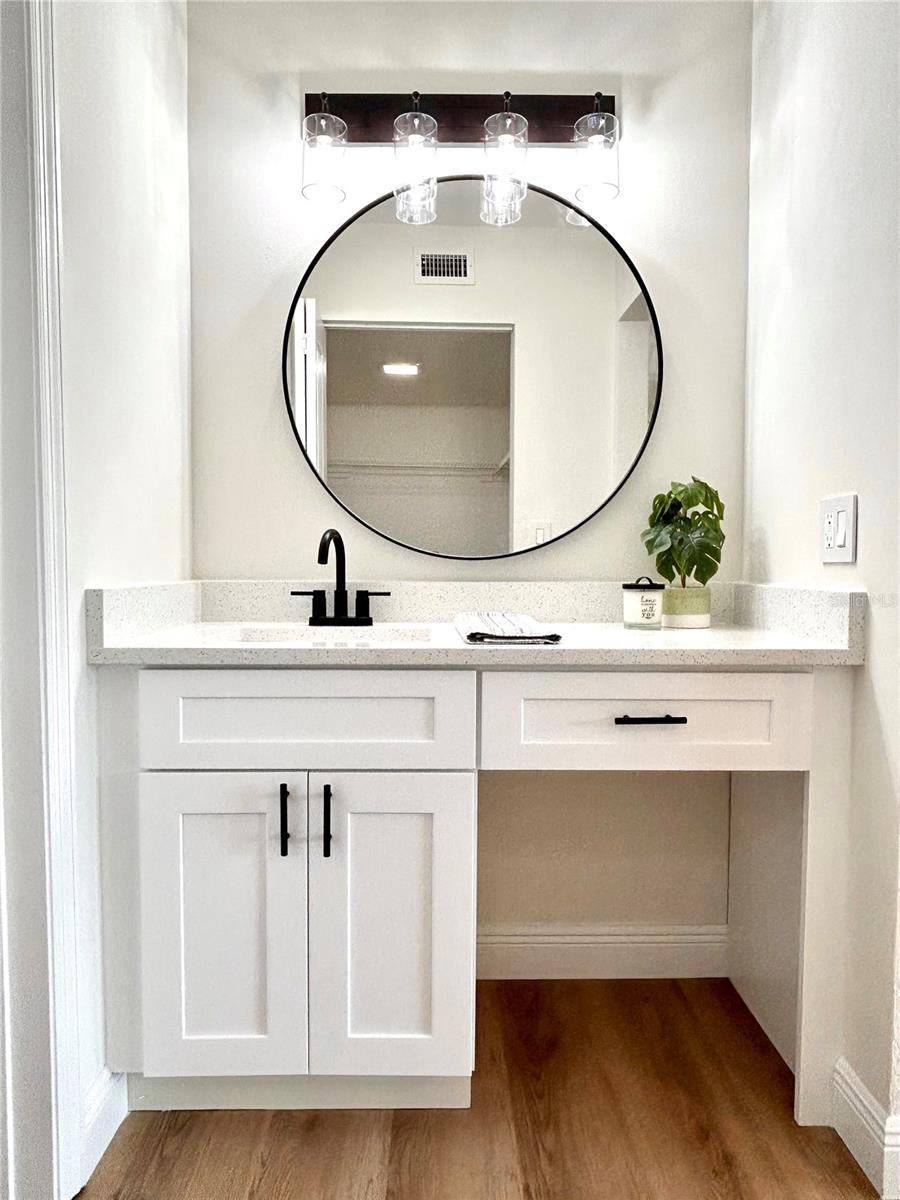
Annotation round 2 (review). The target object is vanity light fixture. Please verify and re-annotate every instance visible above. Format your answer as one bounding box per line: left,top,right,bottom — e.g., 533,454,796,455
573,93,620,204
481,95,528,226
382,362,419,376
305,91,615,145
393,94,439,225
299,91,618,218
301,93,348,204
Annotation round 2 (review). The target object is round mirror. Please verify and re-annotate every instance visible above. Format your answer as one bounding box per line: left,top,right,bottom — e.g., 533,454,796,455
282,176,662,559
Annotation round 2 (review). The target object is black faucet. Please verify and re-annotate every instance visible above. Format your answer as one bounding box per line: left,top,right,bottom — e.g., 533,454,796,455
318,527,348,619
291,528,391,627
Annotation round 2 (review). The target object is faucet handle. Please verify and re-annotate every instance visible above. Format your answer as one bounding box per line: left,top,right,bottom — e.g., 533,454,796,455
353,589,391,624
291,589,327,624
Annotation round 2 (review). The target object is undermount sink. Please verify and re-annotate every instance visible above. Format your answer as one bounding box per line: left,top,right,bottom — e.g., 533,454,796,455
231,623,434,645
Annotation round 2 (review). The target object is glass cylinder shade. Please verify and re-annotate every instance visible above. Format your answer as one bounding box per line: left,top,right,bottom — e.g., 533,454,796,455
395,183,437,225
574,111,620,204
393,111,438,224
301,112,348,204
479,187,523,226
482,111,528,226
487,111,528,200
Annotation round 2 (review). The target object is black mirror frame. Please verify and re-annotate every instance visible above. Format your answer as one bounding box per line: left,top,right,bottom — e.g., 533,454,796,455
281,174,663,561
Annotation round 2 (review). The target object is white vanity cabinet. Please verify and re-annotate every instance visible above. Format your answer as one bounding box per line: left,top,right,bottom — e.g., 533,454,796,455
92,583,864,1123
105,658,848,1124
135,670,477,1081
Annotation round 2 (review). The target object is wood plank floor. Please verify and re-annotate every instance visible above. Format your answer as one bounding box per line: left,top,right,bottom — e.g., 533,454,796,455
80,980,876,1200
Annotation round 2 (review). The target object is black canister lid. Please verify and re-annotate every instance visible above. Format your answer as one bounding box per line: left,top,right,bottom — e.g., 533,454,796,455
622,576,665,590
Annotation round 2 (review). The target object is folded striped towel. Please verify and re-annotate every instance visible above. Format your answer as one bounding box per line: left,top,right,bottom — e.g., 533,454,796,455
454,611,562,645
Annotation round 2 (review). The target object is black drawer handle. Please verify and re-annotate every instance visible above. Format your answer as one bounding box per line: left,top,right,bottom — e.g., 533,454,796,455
323,783,332,858
615,714,688,726
279,783,290,856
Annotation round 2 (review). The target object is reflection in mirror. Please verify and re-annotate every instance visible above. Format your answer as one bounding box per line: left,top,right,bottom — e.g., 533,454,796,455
326,325,512,555
286,178,660,558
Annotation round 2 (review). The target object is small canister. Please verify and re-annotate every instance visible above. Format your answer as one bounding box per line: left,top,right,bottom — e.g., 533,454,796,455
622,577,664,629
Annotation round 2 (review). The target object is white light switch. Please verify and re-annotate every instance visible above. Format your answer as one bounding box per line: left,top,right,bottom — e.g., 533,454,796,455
528,520,553,546
836,509,847,548
820,494,857,563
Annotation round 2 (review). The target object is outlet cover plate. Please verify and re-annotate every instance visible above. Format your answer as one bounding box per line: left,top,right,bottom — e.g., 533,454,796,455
820,493,857,563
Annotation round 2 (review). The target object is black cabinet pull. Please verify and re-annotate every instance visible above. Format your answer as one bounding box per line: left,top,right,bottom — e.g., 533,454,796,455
615,714,688,726
323,783,333,858
279,783,291,856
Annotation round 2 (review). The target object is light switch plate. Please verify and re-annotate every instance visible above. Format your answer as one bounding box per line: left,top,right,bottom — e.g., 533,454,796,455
820,494,857,563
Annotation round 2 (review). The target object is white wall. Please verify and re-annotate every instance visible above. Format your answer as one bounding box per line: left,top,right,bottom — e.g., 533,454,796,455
52,0,192,1184
188,0,751,581
478,772,729,927
744,0,899,1110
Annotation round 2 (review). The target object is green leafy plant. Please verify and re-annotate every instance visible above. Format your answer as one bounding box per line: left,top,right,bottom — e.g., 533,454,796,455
641,477,725,587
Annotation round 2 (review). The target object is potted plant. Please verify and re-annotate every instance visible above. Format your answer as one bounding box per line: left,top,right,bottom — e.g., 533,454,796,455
640,477,725,628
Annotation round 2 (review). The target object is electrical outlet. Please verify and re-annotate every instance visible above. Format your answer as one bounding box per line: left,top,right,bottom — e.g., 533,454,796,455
820,494,857,563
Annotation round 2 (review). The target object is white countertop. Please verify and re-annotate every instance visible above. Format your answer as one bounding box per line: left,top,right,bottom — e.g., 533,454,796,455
86,580,866,668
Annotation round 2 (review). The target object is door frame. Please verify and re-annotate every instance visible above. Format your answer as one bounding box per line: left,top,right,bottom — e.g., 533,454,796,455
1,4,92,1196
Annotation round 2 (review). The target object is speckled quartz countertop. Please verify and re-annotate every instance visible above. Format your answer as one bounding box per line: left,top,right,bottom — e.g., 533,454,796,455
85,581,866,669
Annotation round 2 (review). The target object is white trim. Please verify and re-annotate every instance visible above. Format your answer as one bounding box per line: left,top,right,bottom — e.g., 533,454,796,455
80,1069,127,1186
833,1056,900,1198
476,923,729,980
127,1074,470,1112
24,5,92,1196
0,735,12,1200
324,320,513,333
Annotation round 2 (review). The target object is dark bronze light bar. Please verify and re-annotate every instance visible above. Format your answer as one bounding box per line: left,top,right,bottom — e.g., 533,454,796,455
303,92,616,145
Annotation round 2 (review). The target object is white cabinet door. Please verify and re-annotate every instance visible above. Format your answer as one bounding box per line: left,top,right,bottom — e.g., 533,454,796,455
308,772,476,1076
140,773,308,1076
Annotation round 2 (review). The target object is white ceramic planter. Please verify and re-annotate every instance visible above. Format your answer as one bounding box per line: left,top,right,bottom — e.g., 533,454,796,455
662,585,711,628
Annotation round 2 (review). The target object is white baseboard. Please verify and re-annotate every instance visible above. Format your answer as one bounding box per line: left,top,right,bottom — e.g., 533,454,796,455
128,1074,470,1112
833,1057,900,1197
80,1069,127,1190
476,923,728,980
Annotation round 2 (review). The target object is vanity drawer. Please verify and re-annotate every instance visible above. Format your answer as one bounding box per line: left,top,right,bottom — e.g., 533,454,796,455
139,670,476,770
480,672,813,771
